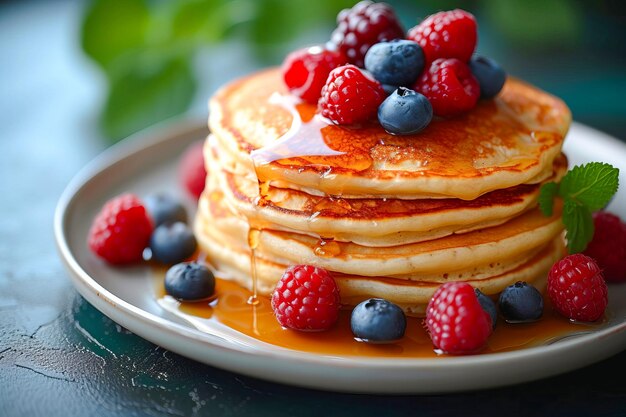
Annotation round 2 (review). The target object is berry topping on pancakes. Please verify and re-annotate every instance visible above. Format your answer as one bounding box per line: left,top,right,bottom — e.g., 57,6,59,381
407,9,477,64
330,1,404,67
282,46,346,103
318,64,386,124
282,4,506,128
415,58,480,117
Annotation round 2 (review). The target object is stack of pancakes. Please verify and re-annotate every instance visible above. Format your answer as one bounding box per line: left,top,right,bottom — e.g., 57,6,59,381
195,68,572,316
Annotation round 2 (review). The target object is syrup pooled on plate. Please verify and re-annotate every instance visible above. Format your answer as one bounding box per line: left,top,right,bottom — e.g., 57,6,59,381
154,263,598,358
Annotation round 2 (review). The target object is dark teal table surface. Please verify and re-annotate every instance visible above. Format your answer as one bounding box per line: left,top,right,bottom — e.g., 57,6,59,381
2,1,626,416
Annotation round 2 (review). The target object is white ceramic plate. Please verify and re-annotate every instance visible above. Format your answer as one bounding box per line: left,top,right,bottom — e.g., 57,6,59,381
54,118,626,394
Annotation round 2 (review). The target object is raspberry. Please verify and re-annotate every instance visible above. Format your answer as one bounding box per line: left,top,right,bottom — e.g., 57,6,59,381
425,282,492,354
282,45,346,103
583,211,626,283
87,193,154,265
407,9,477,64
330,1,405,67
271,265,341,331
547,254,608,322
415,58,480,117
179,140,206,200
318,64,386,125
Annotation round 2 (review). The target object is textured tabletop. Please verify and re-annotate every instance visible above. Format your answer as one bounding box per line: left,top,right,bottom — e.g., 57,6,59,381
2,1,626,416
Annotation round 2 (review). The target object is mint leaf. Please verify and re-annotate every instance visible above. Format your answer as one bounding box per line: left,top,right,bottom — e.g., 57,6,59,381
538,181,559,216
559,162,620,211
562,199,594,254
539,161,619,253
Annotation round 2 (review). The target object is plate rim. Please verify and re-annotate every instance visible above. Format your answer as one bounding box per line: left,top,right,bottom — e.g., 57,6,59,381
53,118,626,393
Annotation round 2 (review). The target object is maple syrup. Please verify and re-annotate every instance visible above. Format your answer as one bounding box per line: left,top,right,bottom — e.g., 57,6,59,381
154,269,598,357
246,228,261,305
314,238,342,258
249,93,380,200
246,93,344,308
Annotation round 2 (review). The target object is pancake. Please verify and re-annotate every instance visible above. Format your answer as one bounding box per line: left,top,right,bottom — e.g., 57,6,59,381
206,134,568,246
196,186,564,279
196,67,571,317
195,205,565,316
209,68,571,200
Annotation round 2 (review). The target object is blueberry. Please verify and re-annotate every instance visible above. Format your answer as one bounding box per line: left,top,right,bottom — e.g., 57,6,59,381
350,298,406,343
475,288,497,329
144,193,188,227
165,262,215,301
364,40,424,87
378,87,433,135
469,55,506,99
149,221,197,264
498,281,544,323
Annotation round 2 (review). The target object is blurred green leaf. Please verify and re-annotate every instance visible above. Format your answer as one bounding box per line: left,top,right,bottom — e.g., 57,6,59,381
398,0,470,16
102,56,196,141
81,0,150,70
243,0,353,62
171,0,231,44
247,0,320,48
80,0,366,139
483,0,581,48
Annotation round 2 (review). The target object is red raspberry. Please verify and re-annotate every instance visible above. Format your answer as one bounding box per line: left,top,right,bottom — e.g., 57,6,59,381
547,254,608,322
425,282,492,354
87,193,154,265
407,9,477,64
271,265,341,331
330,1,405,67
415,58,480,117
179,140,206,200
282,45,346,103
318,64,385,125
583,211,626,283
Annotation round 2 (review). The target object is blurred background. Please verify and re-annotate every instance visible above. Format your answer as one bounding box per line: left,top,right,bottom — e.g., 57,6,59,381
1,0,625,145
1,2,626,414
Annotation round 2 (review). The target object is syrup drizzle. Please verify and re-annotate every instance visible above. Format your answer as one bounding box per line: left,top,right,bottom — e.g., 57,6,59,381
246,228,261,306
314,238,342,258
246,93,350,305
249,92,376,200
250,93,344,166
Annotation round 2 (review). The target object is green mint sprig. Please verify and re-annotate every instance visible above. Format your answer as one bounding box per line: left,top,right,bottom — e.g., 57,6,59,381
539,162,619,254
